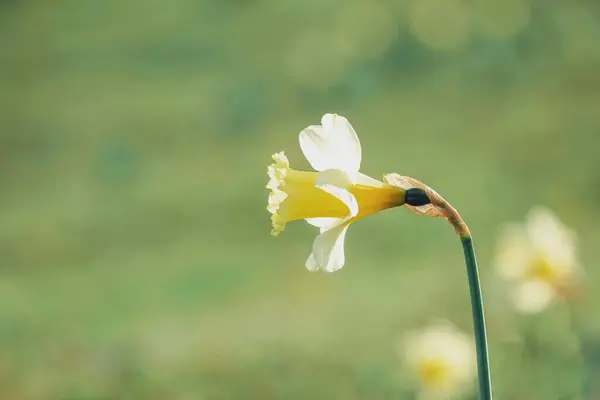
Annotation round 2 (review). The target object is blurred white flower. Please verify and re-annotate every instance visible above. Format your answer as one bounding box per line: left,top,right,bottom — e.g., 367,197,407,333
401,322,476,399
494,206,580,314
267,114,406,273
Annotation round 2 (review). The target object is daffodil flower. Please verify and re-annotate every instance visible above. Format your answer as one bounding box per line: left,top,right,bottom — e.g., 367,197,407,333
266,113,406,272
494,207,581,314
402,322,476,399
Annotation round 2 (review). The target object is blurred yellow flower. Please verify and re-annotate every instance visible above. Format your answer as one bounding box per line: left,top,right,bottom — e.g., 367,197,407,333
266,113,406,272
401,323,476,399
494,207,580,314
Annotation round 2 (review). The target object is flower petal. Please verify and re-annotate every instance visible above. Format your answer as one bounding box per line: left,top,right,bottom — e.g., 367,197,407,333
305,252,319,272
494,223,533,281
305,222,351,272
305,217,344,231
527,206,577,268
513,280,554,314
299,113,362,173
354,172,386,188
315,169,358,217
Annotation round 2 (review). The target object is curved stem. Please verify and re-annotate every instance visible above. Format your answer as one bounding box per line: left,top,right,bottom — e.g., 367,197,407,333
460,235,492,400
382,174,493,397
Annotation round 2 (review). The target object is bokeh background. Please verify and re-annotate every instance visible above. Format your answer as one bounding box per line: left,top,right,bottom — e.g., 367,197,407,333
1,0,600,398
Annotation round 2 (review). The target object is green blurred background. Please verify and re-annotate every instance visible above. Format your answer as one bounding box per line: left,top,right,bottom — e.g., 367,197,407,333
1,0,600,398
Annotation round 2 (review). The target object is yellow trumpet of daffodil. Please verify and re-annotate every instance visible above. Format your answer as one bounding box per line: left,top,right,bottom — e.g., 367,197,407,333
266,113,406,272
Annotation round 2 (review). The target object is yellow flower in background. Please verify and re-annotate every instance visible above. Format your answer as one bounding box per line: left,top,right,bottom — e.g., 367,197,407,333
401,323,475,399
267,113,406,272
494,206,580,314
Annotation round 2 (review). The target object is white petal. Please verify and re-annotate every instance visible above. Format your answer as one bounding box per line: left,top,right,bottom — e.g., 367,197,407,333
305,217,345,232
527,206,562,241
354,172,386,187
527,206,576,268
513,280,554,314
494,224,533,281
305,252,319,272
316,169,358,217
305,223,351,272
299,113,362,173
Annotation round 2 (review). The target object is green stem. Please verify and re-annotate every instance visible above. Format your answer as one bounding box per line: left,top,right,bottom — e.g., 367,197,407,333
460,235,492,400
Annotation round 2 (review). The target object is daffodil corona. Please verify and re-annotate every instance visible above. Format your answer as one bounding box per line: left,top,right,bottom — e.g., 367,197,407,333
267,113,406,272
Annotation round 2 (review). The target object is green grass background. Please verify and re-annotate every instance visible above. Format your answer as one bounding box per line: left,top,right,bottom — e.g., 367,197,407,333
1,0,600,398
